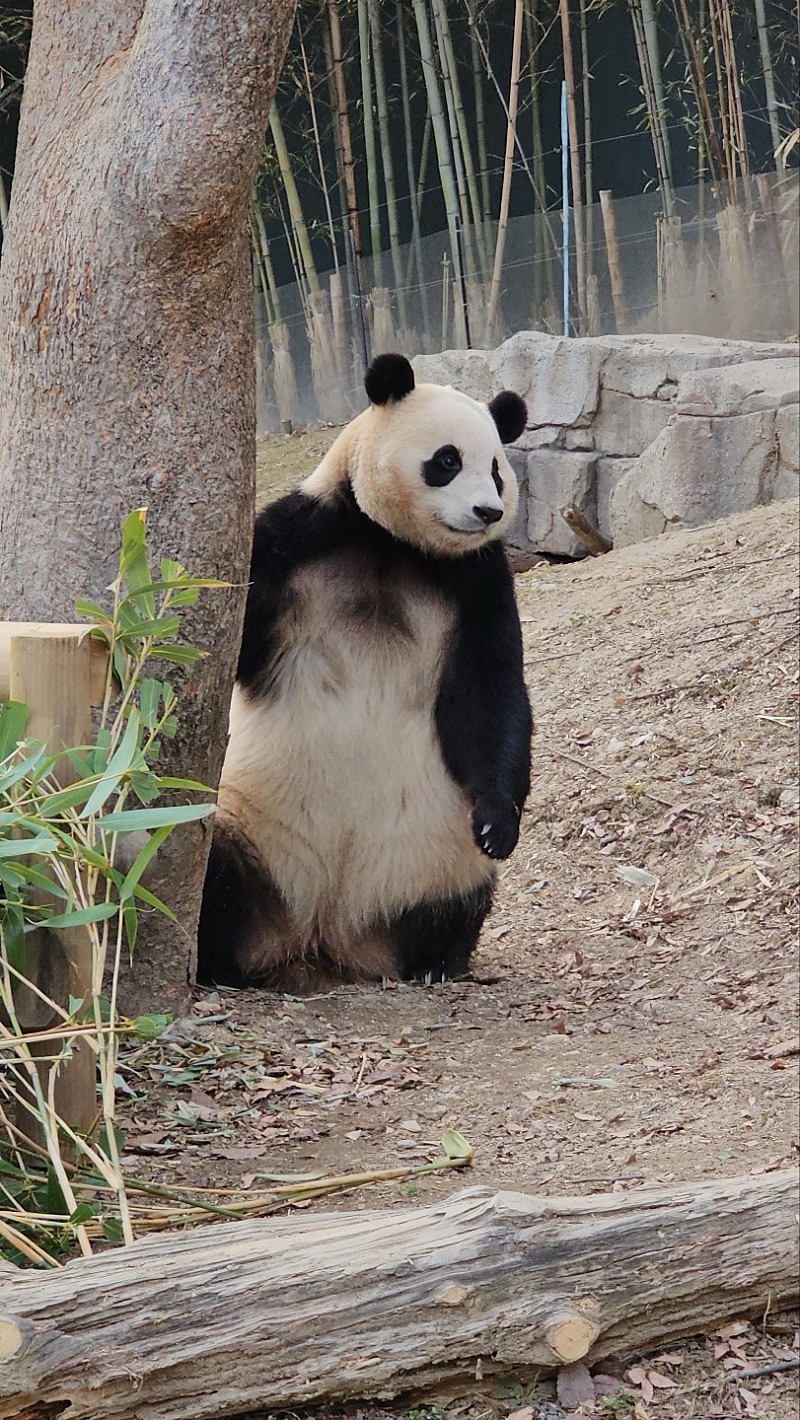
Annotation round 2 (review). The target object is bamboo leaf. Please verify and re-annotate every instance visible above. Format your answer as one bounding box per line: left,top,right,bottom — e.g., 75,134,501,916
0,834,60,858
119,824,172,902
118,509,155,619
99,804,213,831
43,902,119,930
147,645,206,666
0,701,28,759
80,710,143,819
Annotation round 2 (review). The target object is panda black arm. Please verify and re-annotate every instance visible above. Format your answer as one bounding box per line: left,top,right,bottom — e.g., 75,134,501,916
237,488,359,688
435,546,532,860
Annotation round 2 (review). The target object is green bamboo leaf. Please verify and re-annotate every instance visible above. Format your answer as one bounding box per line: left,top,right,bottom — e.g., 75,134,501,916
69,1202,97,1227
122,900,138,953
147,645,205,666
440,1129,473,1161
99,803,213,831
44,901,119,930
119,510,155,618
153,776,214,793
38,779,99,818
119,824,172,901
0,701,28,759
120,613,181,641
0,747,48,794
0,908,25,974
73,597,110,625
80,709,142,818
138,679,162,730
131,882,177,920
131,1012,170,1041
0,834,60,858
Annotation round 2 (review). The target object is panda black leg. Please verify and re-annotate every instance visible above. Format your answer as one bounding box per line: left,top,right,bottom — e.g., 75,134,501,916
390,882,495,983
197,826,293,989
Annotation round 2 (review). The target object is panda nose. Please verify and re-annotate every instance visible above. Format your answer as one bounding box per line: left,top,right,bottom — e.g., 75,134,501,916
473,504,504,525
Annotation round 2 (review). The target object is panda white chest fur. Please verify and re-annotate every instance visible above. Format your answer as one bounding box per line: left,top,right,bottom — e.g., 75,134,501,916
218,546,491,941
198,352,532,991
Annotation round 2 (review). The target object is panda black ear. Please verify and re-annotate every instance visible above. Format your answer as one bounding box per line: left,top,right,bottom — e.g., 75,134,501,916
364,353,416,406
488,390,527,444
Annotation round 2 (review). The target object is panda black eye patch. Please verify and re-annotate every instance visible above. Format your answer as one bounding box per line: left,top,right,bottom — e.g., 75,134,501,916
491,457,504,494
422,445,463,487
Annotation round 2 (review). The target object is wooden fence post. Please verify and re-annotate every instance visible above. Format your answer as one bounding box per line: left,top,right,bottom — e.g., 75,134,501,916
1,626,108,1143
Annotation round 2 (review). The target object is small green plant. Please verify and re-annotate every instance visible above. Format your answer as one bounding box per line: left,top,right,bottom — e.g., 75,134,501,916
0,509,223,1263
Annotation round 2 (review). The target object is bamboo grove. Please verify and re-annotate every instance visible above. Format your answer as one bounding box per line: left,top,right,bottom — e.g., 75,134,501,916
246,0,797,424
0,0,797,424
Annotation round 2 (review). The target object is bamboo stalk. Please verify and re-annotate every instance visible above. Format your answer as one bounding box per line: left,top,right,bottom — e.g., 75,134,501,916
369,0,406,324
250,200,282,323
298,26,340,278
558,0,588,328
752,0,783,172
432,0,488,278
397,0,432,335
487,0,525,335
268,104,320,298
468,2,492,248
578,0,594,283
326,0,362,258
639,0,675,188
412,0,463,289
628,0,676,214
357,0,383,284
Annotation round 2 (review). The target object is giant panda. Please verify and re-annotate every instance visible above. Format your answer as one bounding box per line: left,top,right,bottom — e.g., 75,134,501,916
197,353,532,992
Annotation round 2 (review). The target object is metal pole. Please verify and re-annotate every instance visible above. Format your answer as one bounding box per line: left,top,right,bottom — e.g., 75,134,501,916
561,79,570,336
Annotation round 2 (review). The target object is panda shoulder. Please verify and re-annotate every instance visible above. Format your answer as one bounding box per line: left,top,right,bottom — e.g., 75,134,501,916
250,487,358,576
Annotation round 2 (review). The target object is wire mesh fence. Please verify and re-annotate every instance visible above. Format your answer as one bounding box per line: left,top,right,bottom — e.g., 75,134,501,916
254,174,799,434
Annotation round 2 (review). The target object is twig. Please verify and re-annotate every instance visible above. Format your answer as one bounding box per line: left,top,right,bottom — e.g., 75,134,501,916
728,1357,799,1381
547,746,677,809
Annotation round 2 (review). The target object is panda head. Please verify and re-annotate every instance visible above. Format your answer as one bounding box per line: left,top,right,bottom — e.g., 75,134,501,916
348,354,527,557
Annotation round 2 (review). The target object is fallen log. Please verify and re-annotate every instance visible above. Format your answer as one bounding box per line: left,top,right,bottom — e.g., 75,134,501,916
0,1170,796,1420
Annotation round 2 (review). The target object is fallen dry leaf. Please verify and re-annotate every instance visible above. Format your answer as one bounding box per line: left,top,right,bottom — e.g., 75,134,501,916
557,1361,595,1409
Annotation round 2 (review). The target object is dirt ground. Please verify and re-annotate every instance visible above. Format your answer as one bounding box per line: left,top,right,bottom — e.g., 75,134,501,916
118,432,799,1420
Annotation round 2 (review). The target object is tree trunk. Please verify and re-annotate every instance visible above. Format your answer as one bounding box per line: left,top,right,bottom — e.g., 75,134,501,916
0,1171,795,1420
0,0,297,1013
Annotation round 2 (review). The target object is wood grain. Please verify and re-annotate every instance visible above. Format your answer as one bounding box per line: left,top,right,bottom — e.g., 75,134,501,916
0,1170,796,1419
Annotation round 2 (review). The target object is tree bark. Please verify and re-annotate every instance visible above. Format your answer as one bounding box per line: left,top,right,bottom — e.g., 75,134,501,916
0,1171,795,1420
0,0,297,1012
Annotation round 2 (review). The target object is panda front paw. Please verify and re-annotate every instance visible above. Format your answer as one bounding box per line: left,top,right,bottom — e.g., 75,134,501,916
471,796,520,860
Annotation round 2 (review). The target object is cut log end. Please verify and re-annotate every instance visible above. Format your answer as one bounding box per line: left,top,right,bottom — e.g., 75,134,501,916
0,1318,25,1361
546,1313,601,1362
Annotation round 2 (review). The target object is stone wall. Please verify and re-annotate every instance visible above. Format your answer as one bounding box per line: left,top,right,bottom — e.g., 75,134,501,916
412,333,799,556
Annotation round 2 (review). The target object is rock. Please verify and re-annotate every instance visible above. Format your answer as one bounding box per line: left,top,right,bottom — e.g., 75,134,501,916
593,389,676,459
599,333,791,397
596,456,637,540
676,358,800,417
525,450,597,557
411,350,493,403
505,448,530,547
490,332,603,429
778,403,795,479
610,410,777,547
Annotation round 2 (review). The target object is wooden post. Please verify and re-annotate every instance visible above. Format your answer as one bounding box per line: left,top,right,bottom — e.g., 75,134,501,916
599,190,627,332
2,627,108,1142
